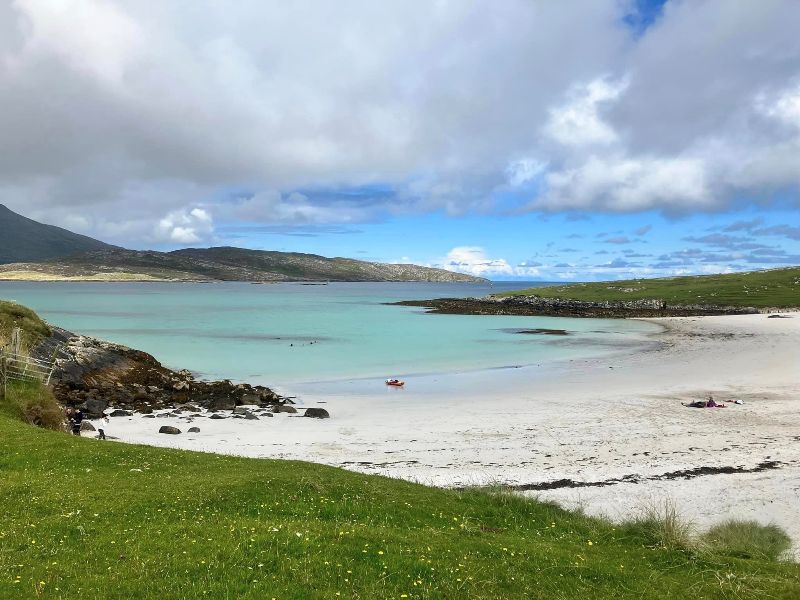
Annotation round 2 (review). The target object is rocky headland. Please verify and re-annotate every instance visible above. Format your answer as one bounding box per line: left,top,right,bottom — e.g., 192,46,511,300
31,327,316,420
394,295,761,318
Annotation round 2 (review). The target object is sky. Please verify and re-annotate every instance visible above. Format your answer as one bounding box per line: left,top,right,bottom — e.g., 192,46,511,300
0,0,799,280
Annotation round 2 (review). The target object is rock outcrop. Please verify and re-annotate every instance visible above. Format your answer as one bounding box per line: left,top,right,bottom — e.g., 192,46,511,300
395,295,760,318
35,327,289,415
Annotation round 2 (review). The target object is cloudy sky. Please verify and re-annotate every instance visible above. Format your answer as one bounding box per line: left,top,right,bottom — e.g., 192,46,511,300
1,0,799,280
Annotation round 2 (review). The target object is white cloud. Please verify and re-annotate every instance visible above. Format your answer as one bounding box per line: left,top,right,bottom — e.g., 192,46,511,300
506,158,548,187
436,246,514,277
154,207,214,244
538,155,712,212
231,190,373,225
434,246,545,278
757,84,800,130
10,0,143,85
0,0,798,246
543,77,627,146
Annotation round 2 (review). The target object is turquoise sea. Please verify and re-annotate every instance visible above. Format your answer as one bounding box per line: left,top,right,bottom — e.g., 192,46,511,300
0,282,659,385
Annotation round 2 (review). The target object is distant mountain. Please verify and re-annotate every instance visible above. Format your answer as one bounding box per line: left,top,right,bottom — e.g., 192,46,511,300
0,204,115,264
0,206,484,282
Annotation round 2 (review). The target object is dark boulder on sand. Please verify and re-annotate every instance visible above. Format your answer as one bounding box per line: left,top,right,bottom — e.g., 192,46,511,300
158,426,181,434
188,426,200,433
109,409,132,417
209,414,226,420
273,405,297,414
80,421,96,431
304,408,330,419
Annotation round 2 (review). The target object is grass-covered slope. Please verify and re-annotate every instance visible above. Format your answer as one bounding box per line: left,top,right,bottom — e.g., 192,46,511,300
0,415,798,599
0,300,51,346
500,267,800,308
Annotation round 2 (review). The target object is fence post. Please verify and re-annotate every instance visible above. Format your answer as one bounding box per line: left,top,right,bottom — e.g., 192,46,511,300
11,327,21,355
1,352,6,400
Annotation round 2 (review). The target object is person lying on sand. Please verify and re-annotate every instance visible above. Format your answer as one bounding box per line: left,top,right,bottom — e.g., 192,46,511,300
681,396,726,408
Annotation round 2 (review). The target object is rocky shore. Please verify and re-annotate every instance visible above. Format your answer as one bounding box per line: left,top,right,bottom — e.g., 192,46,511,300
394,295,761,318
32,327,315,420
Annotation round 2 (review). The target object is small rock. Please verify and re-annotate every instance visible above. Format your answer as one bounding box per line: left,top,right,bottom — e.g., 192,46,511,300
244,412,259,420
188,427,200,433
304,408,330,419
209,414,226,420
272,405,297,414
158,426,181,435
173,380,190,391
80,421,96,431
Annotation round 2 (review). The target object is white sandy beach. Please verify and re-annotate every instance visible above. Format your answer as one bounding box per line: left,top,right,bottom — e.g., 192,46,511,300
93,313,800,553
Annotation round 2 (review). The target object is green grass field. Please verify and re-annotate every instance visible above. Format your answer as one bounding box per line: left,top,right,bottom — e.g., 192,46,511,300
498,267,800,308
0,412,798,599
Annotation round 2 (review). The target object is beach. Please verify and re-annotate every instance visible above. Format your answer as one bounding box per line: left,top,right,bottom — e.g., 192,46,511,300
92,313,800,552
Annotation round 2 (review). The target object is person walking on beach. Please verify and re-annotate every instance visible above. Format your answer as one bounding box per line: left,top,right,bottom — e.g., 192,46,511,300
97,415,109,440
70,407,84,436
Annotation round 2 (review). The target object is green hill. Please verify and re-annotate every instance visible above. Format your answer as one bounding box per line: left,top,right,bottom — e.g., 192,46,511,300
499,267,800,308
0,204,115,264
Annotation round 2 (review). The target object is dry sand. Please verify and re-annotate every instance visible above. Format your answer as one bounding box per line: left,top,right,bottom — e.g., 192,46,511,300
93,313,800,553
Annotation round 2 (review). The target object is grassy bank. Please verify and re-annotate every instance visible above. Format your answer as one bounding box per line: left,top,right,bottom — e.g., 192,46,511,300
499,267,800,308
0,300,51,347
0,414,798,599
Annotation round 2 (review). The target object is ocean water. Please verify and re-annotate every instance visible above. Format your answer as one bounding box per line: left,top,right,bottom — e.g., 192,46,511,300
0,281,660,385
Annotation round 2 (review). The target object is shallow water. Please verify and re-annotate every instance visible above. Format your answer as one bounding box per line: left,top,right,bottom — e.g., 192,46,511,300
0,281,660,385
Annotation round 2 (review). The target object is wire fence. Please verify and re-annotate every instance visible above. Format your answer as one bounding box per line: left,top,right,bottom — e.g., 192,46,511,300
0,327,59,397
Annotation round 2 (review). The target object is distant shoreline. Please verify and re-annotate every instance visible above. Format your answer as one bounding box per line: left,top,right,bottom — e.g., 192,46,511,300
0,274,481,284
392,295,785,318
